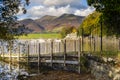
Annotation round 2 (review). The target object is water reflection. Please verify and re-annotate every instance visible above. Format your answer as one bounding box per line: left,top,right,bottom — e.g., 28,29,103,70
0,61,39,80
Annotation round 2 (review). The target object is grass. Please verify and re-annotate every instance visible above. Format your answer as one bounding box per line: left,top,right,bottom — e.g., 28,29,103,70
91,51,119,58
16,33,61,39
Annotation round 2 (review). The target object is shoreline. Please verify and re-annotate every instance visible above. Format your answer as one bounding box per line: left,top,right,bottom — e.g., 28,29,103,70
28,70,95,80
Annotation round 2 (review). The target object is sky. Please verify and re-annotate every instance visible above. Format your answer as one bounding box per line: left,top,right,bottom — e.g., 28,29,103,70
17,0,95,20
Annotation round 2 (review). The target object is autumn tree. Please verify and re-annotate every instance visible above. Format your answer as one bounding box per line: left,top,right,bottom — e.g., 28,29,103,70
60,26,77,38
87,0,120,36
78,11,107,36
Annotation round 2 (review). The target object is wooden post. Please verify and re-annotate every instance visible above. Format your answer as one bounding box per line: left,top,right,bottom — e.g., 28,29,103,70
38,43,41,74
2,46,4,60
58,42,60,52
27,44,29,64
74,40,76,52
93,37,95,52
64,40,66,68
46,42,48,54
45,42,47,54
90,28,92,52
17,45,20,62
38,43,41,67
9,62,12,72
81,27,84,52
9,41,13,61
17,63,20,76
50,40,53,67
119,38,120,51
55,43,57,53
100,20,103,54
36,42,39,55
78,38,81,73
9,45,11,61
115,37,117,51
34,42,36,55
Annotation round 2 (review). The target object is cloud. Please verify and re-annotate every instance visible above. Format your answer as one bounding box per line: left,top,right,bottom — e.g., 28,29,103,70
17,0,94,20
30,0,79,6
27,5,72,19
25,5,94,19
43,0,79,6
30,0,86,9
74,7,95,16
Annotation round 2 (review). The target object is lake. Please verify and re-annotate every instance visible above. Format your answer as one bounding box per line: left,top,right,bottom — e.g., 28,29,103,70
0,61,96,80
0,61,42,80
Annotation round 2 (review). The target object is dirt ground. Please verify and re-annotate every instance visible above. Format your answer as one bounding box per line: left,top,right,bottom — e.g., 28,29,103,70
28,70,95,80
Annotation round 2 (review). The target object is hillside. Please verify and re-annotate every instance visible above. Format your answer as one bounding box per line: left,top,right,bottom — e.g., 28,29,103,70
35,15,57,30
19,19,45,33
20,14,85,33
51,14,84,31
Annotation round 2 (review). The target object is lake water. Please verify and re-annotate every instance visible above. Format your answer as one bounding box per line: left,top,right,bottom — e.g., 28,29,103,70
0,61,41,80
0,61,96,80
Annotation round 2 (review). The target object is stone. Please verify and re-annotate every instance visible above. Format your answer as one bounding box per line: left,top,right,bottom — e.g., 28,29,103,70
113,74,120,80
108,71,113,78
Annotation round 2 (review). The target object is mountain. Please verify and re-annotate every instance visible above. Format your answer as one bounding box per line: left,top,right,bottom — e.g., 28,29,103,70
36,14,85,31
52,14,84,30
35,15,57,30
20,14,85,33
19,19,45,33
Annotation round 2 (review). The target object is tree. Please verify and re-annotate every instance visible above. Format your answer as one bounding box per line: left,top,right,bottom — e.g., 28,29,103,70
78,11,107,36
60,26,77,38
87,0,120,36
0,0,30,40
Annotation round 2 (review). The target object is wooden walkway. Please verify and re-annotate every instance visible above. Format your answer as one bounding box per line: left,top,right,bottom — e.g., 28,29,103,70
0,39,82,73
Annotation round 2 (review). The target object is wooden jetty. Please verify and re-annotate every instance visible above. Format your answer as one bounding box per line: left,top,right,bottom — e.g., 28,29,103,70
1,36,120,73
0,39,82,73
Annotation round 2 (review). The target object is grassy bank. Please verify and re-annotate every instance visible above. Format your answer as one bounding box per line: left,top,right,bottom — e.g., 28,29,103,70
16,33,61,39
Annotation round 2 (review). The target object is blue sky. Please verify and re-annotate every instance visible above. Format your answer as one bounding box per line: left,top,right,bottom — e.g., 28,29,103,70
17,0,94,20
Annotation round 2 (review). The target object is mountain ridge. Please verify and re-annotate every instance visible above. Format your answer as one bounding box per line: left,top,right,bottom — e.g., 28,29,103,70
19,14,85,33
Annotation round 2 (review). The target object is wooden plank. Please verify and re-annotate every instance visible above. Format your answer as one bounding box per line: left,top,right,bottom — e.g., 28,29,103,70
17,45,20,62
9,46,11,61
2,46,4,59
78,38,81,73
118,38,120,51
44,60,78,65
58,42,60,52
38,43,41,66
27,44,30,64
1,56,28,58
64,40,66,67
50,40,53,67
74,40,76,52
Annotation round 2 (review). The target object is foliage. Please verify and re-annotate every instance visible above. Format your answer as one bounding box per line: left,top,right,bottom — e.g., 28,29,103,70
91,51,119,58
87,0,120,36
78,11,104,36
52,26,64,32
60,26,77,38
80,56,89,73
0,0,30,40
